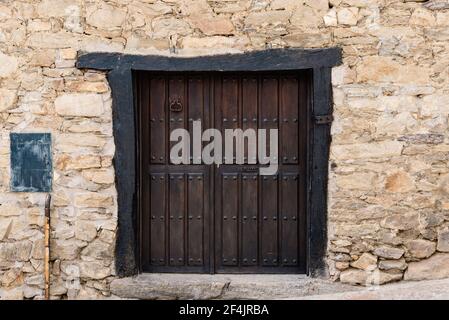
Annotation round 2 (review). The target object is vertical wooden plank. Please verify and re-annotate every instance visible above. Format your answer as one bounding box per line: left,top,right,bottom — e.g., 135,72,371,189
261,176,279,266
280,174,299,266
260,76,279,160
221,174,239,266
239,76,258,268
188,76,204,164
188,173,204,266
108,68,137,276
260,77,278,128
139,74,151,270
280,77,299,164
309,67,332,276
188,76,204,121
150,173,166,266
222,77,239,126
259,76,279,268
213,76,222,272
169,173,185,266
150,77,166,164
241,77,258,163
169,76,186,163
241,174,258,266
298,72,309,272
222,76,239,163
214,75,223,133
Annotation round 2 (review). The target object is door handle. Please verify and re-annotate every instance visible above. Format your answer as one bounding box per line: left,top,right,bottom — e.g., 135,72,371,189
169,98,183,112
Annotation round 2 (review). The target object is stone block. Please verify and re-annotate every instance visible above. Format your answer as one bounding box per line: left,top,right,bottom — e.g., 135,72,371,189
0,52,18,78
405,254,449,281
74,193,114,208
356,56,430,84
0,241,32,262
405,239,436,259
332,141,403,161
55,94,105,117
86,4,126,29
373,246,405,260
350,253,377,271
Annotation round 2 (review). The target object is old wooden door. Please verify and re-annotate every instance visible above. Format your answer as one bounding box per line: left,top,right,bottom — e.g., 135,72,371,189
138,71,309,274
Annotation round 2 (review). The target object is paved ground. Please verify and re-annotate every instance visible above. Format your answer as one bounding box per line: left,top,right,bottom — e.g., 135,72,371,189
298,278,449,300
111,274,449,300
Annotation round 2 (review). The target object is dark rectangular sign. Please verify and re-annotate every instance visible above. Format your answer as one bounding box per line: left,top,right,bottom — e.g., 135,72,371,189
10,133,52,192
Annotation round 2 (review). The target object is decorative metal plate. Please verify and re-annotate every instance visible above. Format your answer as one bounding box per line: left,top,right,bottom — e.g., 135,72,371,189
10,133,52,192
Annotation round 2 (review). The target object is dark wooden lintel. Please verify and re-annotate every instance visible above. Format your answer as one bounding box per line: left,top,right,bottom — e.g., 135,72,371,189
76,48,342,72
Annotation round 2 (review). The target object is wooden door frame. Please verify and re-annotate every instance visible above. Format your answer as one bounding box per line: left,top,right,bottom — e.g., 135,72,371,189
76,48,342,278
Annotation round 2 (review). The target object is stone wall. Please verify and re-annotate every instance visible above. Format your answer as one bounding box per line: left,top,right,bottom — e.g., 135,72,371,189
0,0,448,299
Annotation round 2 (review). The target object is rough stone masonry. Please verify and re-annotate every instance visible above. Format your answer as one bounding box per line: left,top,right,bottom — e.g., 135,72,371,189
0,0,449,299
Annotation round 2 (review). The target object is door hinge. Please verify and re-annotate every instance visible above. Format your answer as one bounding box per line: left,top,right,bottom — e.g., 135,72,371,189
314,114,334,125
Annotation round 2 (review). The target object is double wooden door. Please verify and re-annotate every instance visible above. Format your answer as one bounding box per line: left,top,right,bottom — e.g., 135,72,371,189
137,71,310,273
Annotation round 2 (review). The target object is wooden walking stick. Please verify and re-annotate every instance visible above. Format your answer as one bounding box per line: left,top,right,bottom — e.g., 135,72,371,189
44,194,51,300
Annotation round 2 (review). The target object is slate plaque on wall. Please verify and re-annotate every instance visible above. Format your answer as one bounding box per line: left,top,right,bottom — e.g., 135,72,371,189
10,133,52,192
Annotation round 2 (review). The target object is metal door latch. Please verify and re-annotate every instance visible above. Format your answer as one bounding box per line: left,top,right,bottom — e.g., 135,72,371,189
314,114,334,124
169,98,183,112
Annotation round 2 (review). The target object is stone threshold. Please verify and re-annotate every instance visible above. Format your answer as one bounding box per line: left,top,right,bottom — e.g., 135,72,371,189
110,274,359,300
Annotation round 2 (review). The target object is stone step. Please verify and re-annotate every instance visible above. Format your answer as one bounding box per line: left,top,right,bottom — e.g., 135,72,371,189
110,274,359,300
